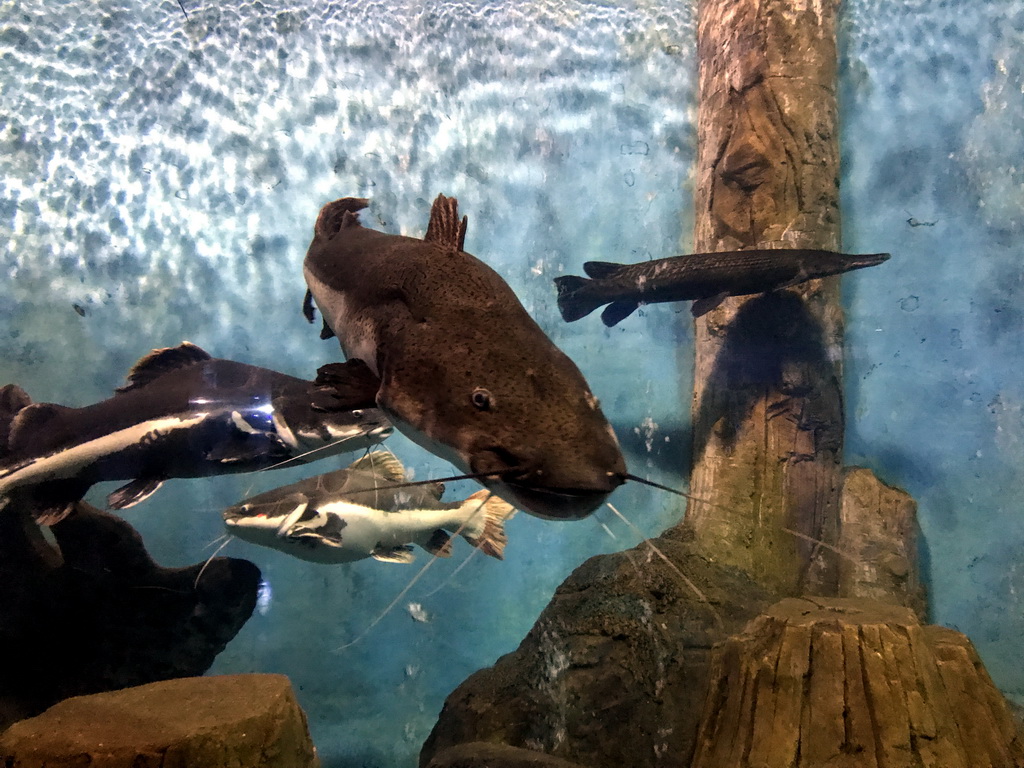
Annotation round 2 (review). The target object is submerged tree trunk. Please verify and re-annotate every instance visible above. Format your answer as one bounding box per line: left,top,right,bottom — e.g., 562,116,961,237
683,0,844,595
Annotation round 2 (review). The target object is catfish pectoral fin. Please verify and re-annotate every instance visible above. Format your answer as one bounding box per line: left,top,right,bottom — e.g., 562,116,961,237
423,529,454,557
319,320,336,340
371,544,416,563
108,476,165,510
33,501,76,526
313,360,381,410
302,289,316,324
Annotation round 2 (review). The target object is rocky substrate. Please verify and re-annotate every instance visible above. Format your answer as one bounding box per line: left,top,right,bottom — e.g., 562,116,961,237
421,528,782,768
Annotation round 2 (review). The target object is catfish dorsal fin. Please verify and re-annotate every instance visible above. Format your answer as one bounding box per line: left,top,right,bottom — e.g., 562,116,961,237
116,342,211,393
315,197,369,239
346,450,405,482
424,194,468,252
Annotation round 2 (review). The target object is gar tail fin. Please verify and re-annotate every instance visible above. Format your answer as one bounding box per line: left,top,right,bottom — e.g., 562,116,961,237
457,490,515,560
553,275,606,323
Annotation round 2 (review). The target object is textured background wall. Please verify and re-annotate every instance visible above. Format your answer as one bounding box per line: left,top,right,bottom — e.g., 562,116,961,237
1,0,1023,765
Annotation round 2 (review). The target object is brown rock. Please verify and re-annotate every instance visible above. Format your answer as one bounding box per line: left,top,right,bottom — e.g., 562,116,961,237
0,674,319,768
425,742,591,768
420,529,782,768
838,468,926,619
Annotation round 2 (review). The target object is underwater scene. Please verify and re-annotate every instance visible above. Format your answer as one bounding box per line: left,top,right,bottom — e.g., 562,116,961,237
1,0,1023,765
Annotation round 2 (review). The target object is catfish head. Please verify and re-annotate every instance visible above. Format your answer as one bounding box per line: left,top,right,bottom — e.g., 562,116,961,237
378,333,626,520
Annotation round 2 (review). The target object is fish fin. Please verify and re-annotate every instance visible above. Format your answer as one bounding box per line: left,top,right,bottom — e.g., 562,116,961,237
773,267,811,291
107,476,166,510
206,438,276,464
33,501,77,527
116,342,211,393
312,360,381,410
423,194,467,252
553,275,604,322
371,544,416,563
459,490,515,560
601,300,639,327
7,402,74,453
691,292,729,318
314,197,369,239
289,527,345,547
0,384,33,457
346,450,405,482
582,260,625,279
302,288,316,324
423,529,454,558
319,320,336,340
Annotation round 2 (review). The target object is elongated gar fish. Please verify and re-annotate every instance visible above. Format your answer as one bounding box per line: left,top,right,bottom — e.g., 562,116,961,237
554,249,891,325
0,342,391,523
303,194,626,520
223,452,514,563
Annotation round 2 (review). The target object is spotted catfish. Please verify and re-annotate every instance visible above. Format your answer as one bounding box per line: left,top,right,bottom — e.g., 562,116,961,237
303,195,626,520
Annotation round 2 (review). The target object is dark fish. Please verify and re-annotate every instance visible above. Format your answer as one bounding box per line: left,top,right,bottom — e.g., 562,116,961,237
553,249,892,325
0,342,391,523
223,452,515,563
303,194,626,520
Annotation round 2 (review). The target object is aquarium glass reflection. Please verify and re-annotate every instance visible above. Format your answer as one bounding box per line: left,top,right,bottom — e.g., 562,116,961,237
0,0,1022,765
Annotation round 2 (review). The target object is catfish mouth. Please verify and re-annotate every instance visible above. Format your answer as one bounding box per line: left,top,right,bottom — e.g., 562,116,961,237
500,479,621,521
470,449,624,520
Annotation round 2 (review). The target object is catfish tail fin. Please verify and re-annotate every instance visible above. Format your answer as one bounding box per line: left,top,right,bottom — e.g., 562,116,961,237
457,490,515,560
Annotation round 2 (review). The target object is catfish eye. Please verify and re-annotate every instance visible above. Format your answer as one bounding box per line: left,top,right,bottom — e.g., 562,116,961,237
471,388,493,411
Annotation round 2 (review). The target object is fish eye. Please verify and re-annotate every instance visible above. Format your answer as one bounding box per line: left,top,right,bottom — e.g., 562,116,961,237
470,388,493,411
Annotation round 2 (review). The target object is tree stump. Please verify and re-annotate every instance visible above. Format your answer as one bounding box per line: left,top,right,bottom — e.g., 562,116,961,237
690,597,1024,768
0,674,320,768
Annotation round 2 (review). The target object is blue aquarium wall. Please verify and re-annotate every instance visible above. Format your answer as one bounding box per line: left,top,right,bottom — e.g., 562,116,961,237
1,0,1022,765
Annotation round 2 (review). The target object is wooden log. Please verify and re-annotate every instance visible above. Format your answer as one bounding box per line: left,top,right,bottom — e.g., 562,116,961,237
690,598,1024,768
684,0,845,594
